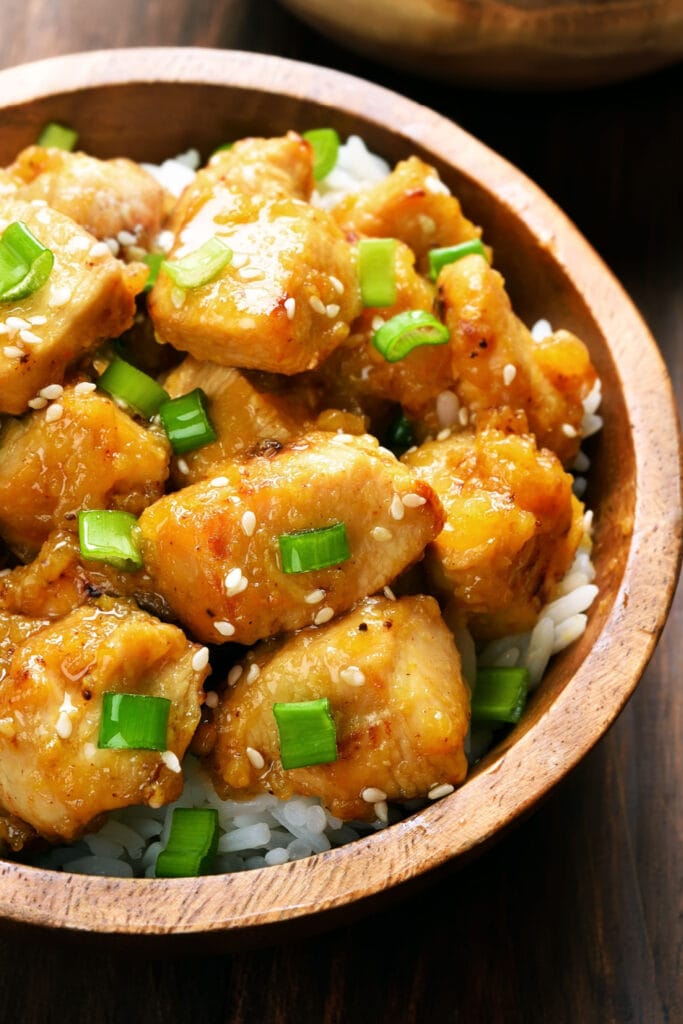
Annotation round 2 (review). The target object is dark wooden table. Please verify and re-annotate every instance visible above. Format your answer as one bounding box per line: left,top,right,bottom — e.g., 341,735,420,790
1,2,681,1021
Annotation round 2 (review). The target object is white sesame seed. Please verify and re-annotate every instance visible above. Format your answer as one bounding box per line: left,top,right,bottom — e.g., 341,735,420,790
390,493,405,520
89,241,111,260
371,526,392,542
45,402,64,423
49,285,72,308
309,295,326,315
246,663,260,683
304,589,326,604
74,381,97,396
18,329,40,345
83,742,97,759
224,567,248,597
562,422,578,438
246,747,265,770
239,266,265,281
209,476,229,486
228,664,244,686
329,275,344,294
28,315,47,326
503,363,517,386
374,801,389,823
0,324,8,335
241,510,256,537
39,383,63,400
383,585,396,601
205,691,219,708
214,620,235,637
6,316,29,331
371,315,385,331
2,345,22,359
55,713,72,740
313,606,334,626
104,237,120,256
117,230,137,247
458,406,470,426
340,666,365,687
361,787,387,803
28,396,48,410
191,647,210,672
161,750,182,773
428,783,455,800
326,303,340,318
30,198,47,207
424,174,450,195
530,318,553,342
573,450,590,472
436,389,460,428
230,252,248,269
436,428,451,441
284,297,296,320
176,458,189,475
402,492,426,508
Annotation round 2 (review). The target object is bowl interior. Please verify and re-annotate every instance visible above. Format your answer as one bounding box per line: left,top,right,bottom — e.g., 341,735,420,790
0,51,677,942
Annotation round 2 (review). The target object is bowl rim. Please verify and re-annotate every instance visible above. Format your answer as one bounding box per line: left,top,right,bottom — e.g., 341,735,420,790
0,46,680,938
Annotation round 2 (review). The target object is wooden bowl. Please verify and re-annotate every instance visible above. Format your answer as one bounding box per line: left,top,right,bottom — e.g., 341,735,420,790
278,0,683,89
0,48,679,948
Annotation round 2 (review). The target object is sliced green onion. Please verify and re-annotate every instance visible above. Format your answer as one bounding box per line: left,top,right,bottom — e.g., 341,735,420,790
161,237,232,289
428,239,487,281
359,238,397,307
212,142,233,154
159,388,216,455
279,522,349,574
273,698,338,770
0,221,54,303
142,252,164,292
97,357,169,418
302,128,340,180
386,412,414,456
37,122,78,151
372,310,449,363
98,692,170,750
471,667,529,725
155,808,219,878
78,509,143,572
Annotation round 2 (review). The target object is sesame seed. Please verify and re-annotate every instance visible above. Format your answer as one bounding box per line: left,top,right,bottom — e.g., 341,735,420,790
562,423,578,438
3,345,23,359
191,647,210,672
205,691,219,708
104,237,120,256
28,396,48,410
340,666,365,686
309,295,326,315
304,589,325,604
161,751,182,773
390,493,405,520
230,252,248,269
17,329,40,346
371,526,392,542
214,620,235,637
246,747,265,770
326,303,340,318
239,266,265,281
371,315,385,331
89,241,111,260
171,287,186,309
313,606,334,626
224,568,248,597
0,324,7,335
49,285,72,308
45,402,64,423
246,663,260,683
209,476,229,486
155,229,175,253
176,458,189,475
383,585,396,601
55,713,72,740
361,787,387,803
436,428,451,441
503,363,517,386
428,783,455,800
329,275,345,294
6,316,29,331
436,389,460,428
39,383,64,400
228,664,243,686
30,198,48,207
284,297,296,320
74,381,97,396
83,742,97,759
458,407,470,427
28,315,47,326
402,492,426,508
424,174,450,195
374,801,389,823
241,510,256,537
117,230,137,247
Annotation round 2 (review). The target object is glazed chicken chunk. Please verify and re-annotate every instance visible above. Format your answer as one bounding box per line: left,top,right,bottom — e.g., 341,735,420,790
138,431,444,645
8,145,165,251
205,595,470,821
403,427,584,637
0,600,208,842
0,198,142,415
0,384,169,558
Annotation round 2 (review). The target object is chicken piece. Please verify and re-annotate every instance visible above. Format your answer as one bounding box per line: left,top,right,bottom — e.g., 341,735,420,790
0,599,208,842
0,530,170,622
0,199,142,415
0,610,50,682
0,170,16,198
332,156,481,268
0,385,170,558
149,187,360,374
168,132,314,233
437,254,597,465
8,146,164,251
138,431,444,646
403,428,584,637
205,595,469,820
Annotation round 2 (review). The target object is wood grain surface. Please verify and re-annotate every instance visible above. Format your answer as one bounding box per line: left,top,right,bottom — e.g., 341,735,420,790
0,2,681,1021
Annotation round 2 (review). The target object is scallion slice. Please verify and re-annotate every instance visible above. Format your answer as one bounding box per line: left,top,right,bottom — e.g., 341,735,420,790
98,692,171,750
142,252,164,292
36,122,78,151
359,238,397,307
0,221,54,303
97,357,169,418
155,808,219,878
372,310,449,363
428,239,487,281
273,698,338,770
161,237,232,289
279,522,349,574
78,509,143,572
471,667,529,725
386,412,414,456
302,128,340,180
159,388,217,455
